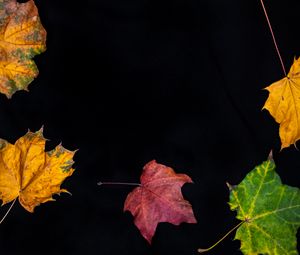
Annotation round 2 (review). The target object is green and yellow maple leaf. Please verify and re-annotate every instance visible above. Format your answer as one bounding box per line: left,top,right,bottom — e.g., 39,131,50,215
0,0,46,98
228,155,300,255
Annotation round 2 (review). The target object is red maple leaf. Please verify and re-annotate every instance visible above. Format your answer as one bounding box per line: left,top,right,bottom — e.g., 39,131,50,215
124,160,197,244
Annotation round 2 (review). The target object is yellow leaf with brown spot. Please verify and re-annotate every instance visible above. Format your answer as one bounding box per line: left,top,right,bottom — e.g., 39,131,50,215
0,128,75,212
263,57,300,149
0,0,46,98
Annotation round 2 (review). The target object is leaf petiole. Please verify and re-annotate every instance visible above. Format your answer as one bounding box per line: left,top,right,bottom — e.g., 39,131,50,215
260,0,287,76
0,198,17,225
98,181,141,186
197,220,245,253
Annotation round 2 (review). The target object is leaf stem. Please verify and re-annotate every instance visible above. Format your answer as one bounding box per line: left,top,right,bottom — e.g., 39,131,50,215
97,181,141,186
260,0,287,76
197,221,245,253
0,198,16,225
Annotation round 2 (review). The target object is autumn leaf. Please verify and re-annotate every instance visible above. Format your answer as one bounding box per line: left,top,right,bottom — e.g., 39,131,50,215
124,160,197,244
228,155,300,255
263,57,300,149
0,128,75,212
0,0,46,98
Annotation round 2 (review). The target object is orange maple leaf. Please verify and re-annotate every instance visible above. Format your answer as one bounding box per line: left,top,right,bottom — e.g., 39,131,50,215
0,128,75,212
0,0,46,98
263,57,300,149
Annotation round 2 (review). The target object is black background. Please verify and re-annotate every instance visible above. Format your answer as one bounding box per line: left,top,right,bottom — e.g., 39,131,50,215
0,0,299,254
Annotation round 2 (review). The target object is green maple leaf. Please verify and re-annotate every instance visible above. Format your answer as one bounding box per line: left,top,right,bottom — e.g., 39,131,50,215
228,156,300,255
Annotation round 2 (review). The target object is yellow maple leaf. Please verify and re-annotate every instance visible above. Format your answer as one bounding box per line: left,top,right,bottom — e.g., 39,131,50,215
0,0,46,98
263,57,300,149
0,128,75,212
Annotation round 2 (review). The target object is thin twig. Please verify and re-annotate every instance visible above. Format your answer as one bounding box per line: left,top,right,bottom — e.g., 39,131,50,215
260,0,287,76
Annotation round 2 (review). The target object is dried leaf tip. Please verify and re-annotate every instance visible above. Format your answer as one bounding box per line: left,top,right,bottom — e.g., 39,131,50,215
268,150,273,161
0,139,7,149
226,182,236,191
197,248,207,253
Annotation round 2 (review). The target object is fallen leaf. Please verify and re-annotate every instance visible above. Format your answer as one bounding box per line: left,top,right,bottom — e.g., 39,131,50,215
228,156,300,255
124,160,197,244
263,57,300,149
0,128,75,212
0,0,46,98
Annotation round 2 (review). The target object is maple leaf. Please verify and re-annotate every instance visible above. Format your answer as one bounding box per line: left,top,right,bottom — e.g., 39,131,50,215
263,57,300,149
228,156,300,255
0,128,75,212
124,160,197,244
0,0,46,98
